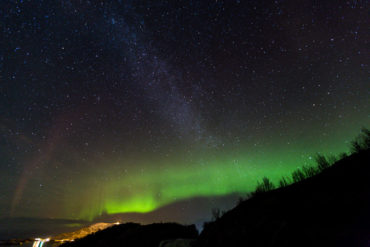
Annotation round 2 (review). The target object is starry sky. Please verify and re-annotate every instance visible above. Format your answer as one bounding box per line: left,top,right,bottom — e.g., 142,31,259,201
0,0,369,226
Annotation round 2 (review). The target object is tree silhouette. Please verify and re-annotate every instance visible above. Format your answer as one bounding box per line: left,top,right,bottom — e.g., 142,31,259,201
292,168,305,182
351,127,370,153
279,176,289,188
315,154,330,171
254,177,275,195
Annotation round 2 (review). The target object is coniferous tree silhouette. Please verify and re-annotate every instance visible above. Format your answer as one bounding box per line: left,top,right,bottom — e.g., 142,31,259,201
315,154,330,171
278,176,289,188
351,127,370,153
292,168,305,182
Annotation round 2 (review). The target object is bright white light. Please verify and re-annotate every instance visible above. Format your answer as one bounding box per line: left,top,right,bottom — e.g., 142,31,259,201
32,240,40,247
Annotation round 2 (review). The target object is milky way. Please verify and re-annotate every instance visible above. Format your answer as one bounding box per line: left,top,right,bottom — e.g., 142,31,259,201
0,0,369,222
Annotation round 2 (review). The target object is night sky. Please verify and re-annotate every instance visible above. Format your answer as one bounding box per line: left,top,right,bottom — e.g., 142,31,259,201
0,0,369,227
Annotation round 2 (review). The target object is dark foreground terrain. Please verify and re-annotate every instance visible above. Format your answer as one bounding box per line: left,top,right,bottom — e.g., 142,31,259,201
60,148,370,247
60,222,198,247
197,149,370,247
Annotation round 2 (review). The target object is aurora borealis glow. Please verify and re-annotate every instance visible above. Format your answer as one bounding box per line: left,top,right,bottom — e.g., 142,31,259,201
0,0,369,231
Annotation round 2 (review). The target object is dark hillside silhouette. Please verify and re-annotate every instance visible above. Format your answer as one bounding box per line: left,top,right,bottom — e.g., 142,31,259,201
196,148,370,246
60,222,197,247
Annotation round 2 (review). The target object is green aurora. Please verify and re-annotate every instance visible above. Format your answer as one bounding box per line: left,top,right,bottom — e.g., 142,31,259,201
56,122,366,221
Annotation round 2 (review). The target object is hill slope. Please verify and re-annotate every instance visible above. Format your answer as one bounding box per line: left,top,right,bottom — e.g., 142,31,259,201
196,149,370,247
52,222,117,241
60,222,198,247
